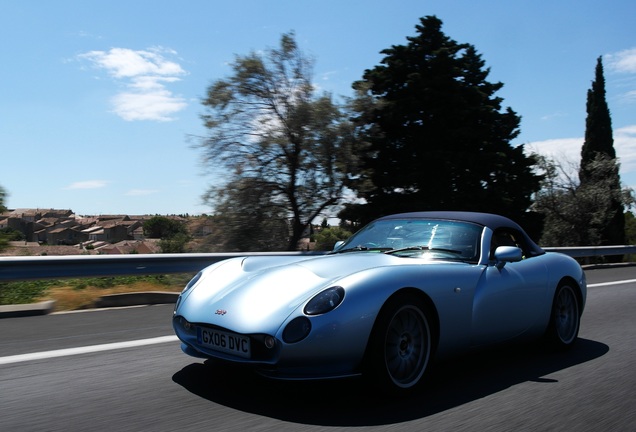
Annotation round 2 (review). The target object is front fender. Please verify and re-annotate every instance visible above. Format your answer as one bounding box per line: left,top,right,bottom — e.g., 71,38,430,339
273,262,485,374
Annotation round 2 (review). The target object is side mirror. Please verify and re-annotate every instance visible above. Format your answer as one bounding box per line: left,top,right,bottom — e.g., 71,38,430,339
494,246,523,269
333,240,345,251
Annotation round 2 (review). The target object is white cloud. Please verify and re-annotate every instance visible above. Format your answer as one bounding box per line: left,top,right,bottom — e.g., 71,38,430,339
125,189,159,196
526,137,583,163
64,180,109,190
113,89,187,122
606,48,636,74
78,47,187,122
614,125,636,172
526,125,636,175
80,47,185,79
76,30,103,40
320,71,337,81
605,48,636,106
540,111,567,121
622,89,636,103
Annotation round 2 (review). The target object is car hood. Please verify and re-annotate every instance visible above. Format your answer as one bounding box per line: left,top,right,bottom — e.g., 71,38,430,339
179,252,398,333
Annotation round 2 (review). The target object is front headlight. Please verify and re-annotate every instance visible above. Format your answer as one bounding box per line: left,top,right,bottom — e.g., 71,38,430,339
304,286,345,315
283,317,312,343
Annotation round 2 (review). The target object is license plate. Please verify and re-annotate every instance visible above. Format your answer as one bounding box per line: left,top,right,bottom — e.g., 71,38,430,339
197,327,251,359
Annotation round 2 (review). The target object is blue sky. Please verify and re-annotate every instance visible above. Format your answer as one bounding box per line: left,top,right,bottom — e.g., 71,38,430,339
2,1,636,216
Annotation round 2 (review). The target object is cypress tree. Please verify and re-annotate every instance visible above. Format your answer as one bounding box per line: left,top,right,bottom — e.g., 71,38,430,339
578,56,625,246
580,57,616,181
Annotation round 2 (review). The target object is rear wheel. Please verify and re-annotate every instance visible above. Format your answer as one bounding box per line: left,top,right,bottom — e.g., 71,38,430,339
546,283,580,348
366,294,432,392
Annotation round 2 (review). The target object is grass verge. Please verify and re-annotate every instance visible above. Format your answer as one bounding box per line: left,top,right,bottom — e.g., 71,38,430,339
0,274,193,312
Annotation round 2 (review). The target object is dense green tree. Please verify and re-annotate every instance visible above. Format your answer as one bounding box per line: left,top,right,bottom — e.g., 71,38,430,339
0,186,8,252
313,226,352,251
0,228,25,241
341,16,542,226
0,185,6,214
201,177,290,252
533,154,633,246
158,233,191,253
196,33,363,250
625,212,636,244
580,57,616,179
625,212,636,261
143,216,188,239
579,57,625,246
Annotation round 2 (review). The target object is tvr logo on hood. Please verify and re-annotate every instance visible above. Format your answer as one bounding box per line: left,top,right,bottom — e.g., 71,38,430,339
215,309,227,316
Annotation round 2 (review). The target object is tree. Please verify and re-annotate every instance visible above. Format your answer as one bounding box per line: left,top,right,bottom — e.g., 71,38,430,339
626,211,636,244
0,186,8,252
142,216,191,253
532,154,633,246
579,56,625,246
531,58,634,249
314,226,352,251
341,16,542,226
143,216,188,239
0,185,6,214
201,177,290,251
158,233,191,253
197,33,362,250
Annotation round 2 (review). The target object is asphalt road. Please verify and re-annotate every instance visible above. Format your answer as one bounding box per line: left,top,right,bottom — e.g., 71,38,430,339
1,266,635,431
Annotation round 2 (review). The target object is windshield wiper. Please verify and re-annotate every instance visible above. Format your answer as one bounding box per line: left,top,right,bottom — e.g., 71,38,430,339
333,246,393,254
384,246,461,255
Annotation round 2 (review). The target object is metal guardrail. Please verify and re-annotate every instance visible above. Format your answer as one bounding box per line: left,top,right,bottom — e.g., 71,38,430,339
543,245,636,258
0,246,635,282
0,252,322,282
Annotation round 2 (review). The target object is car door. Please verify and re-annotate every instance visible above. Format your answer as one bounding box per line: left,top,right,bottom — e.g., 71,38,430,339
471,228,549,347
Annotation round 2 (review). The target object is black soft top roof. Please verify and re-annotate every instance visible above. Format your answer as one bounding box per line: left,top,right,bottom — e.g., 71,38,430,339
377,211,544,256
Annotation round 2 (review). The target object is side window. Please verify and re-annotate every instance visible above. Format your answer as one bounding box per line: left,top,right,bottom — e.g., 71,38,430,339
490,229,529,259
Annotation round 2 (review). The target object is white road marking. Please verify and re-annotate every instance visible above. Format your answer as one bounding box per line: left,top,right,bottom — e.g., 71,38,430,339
0,335,179,365
588,279,636,288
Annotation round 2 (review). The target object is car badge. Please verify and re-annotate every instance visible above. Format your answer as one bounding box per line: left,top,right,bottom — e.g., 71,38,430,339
215,309,227,316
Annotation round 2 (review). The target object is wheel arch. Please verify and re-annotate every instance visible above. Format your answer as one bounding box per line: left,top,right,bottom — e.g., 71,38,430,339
557,276,584,316
364,287,441,361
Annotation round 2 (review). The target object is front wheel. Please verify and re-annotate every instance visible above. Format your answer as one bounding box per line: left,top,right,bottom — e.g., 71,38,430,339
365,294,433,392
546,283,581,348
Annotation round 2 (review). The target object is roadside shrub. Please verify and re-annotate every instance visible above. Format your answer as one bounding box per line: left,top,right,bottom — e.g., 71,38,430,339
314,227,352,251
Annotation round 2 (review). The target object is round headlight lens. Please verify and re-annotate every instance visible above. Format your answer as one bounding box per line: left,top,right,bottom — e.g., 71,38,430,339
283,317,312,343
304,286,345,315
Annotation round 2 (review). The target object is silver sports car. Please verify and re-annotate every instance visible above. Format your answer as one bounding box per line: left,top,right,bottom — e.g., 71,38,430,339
173,211,586,391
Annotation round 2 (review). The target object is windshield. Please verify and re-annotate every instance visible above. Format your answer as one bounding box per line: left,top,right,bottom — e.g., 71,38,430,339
333,219,483,262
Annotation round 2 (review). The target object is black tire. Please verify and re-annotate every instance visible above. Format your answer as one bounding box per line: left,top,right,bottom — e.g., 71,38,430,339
546,283,581,348
365,294,432,392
